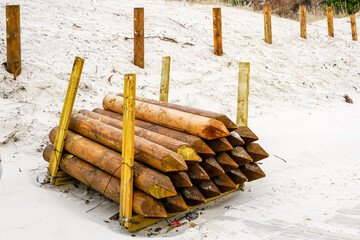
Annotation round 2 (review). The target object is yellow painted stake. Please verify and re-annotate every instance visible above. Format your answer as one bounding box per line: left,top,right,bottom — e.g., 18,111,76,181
327,7,334,37
120,74,136,228
350,14,358,41
48,57,84,185
159,56,170,102
237,62,250,189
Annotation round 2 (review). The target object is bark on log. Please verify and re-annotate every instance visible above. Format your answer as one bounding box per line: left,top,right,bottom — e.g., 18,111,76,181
215,152,239,172
227,168,248,184
245,143,269,162
43,145,167,218
240,163,266,182
205,137,233,153
68,113,187,172
228,146,253,166
227,131,245,147
200,157,225,177
79,109,201,163
167,171,193,188
49,128,176,199
235,126,258,144
186,164,210,184
181,186,206,206
103,94,230,140
213,174,237,193
93,108,215,157
162,193,189,213
198,180,221,198
117,94,238,131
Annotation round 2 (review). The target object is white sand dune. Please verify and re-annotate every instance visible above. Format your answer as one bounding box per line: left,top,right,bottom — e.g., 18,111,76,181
0,0,359,239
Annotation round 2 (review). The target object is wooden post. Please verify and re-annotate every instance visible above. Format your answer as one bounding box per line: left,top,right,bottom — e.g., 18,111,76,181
6,5,21,78
213,8,223,56
159,56,170,102
263,6,272,44
300,5,307,39
350,14,358,41
326,7,334,37
120,74,136,228
237,63,250,127
134,8,144,68
48,57,84,185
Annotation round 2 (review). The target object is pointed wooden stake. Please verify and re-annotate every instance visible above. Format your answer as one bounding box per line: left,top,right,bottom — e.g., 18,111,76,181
200,157,225,177
213,174,237,193
205,137,233,153
160,56,171,102
215,152,239,172
213,8,223,56
162,193,188,213
235,126,258,144
228,168,248,184
120,74,136,227
167,171,193,188
246,143,269,162
48,57,84,185
134,8,144,68
327,7,334,37
198,180,221,198
227,131,245,147
350,14,358,41
263,6,272,44
300,5,307,39
186,164,210,184
6,5,21,78
181,186,206,206
240,163,266,181
229,146,253,166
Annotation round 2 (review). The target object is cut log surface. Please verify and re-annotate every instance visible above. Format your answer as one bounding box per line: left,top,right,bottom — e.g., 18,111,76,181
198,180,221,198
186,164,210,184
181,186,206,206
162,193,189,213
213,174,237,193
246,143,269,162
228,168,248,184
93,108,215,157
49,128,176,199
68,113,187,172
240,163,266,182
167,171,193,188
200,157,225,177
229,146,253,166
117,94,238,131
103,94,230,140
205,137,233,153
227,131,245,147
42,145,167,218
215,152,239,172
79,109,201,163
235,126,259,144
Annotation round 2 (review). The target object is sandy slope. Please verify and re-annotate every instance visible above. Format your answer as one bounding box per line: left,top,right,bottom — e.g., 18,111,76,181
0,0,359,239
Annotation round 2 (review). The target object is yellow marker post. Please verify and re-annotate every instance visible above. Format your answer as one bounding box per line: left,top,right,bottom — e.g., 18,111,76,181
237,62,250,189
120,74,136,228
48,57,84,185
159,56,170,102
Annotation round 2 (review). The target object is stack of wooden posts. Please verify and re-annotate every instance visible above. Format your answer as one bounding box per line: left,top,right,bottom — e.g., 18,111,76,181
42,94,268,220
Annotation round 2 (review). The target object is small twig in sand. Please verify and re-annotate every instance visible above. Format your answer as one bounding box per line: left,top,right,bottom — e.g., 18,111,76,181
273,155,287,163
124,35,178,43
0,131,18,145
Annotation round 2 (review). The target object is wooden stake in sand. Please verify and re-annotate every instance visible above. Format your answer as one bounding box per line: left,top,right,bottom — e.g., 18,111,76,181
134,8,144,68
120,74,136,228
326,7,334,37
237,62,250,127
300,5,307,39
160,56,171,102
48,57,84,185
350,14,357,41
213,8,223,56
263,6,272,44
6,5,21,78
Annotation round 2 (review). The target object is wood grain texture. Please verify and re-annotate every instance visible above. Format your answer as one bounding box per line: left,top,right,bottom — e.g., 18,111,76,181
6,5,21,77
213,8,223,56
327,7,334,37
350,14,357,41
134,8,144,68
263,6,272,44
160,56,171,102
300,5,307,39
